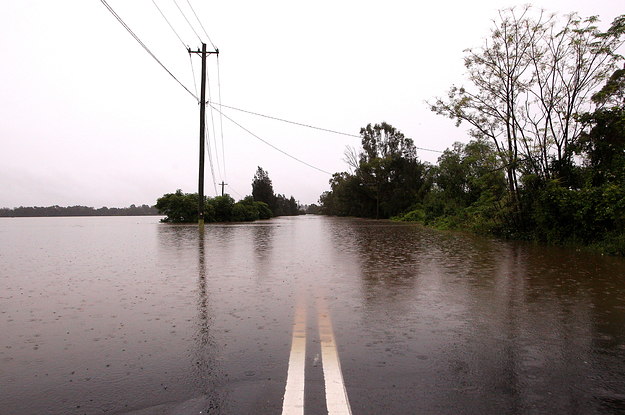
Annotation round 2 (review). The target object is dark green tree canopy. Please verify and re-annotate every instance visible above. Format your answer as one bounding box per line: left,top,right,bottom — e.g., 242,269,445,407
360,122,417,163
252,166,275,209
156,190,273,223
577,68,625,185
320,122,428,219
251,167,301,217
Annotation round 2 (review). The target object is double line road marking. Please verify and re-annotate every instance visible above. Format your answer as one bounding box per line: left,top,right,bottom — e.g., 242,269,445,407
281,298,352,415
281,299,307,414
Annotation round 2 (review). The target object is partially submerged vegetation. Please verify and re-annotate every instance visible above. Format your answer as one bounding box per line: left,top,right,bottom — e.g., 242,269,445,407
319,7,625,256
156,191,273,223
156,167,303,223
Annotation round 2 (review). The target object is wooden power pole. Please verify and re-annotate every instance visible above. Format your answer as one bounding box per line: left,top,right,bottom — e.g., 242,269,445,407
189,43,219,228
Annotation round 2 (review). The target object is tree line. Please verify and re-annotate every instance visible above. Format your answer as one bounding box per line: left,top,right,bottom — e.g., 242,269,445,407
156,166,304,223
319,7,625,256
0,204,159,217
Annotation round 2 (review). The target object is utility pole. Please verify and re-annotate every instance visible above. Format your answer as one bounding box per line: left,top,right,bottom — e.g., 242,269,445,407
189,43,219,228
220,181,228,197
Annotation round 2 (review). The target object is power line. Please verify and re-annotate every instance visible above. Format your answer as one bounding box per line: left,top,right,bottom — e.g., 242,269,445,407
213,102,360,139
205,70,223,182
173,0,202,42
151,0,187,49
204,109,219,195
207,102,333,175
186,0,217,50
216,56,226,182
226,184,244,199
100,0,198,101
188,54,199,99
209,102,445,154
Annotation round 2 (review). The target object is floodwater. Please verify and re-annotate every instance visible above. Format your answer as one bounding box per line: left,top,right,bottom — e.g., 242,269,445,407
1,215,625,414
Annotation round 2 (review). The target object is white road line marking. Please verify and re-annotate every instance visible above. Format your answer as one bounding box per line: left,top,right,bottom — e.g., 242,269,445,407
318,298,353,415
281,300,307,415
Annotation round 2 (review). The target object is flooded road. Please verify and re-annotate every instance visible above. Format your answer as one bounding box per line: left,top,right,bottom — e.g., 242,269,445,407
1,215,625,414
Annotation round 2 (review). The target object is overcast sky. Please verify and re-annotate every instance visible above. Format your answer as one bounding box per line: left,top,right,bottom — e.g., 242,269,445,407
1,1,623,208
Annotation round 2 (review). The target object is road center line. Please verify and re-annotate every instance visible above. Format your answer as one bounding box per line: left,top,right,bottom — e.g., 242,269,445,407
317,298,353,415
281,300,307,415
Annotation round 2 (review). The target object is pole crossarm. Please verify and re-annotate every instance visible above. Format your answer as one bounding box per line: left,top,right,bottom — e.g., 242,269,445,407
188,47,219,56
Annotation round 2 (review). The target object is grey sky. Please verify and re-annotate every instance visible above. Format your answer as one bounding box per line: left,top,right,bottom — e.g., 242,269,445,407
1,1,622,208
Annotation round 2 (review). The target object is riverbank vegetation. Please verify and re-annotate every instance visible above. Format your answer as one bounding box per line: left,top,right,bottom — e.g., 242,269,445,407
156,166,302,223
319,7,625,256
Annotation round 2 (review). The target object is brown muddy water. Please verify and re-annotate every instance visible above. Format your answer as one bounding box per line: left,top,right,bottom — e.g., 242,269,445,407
1,215,624,414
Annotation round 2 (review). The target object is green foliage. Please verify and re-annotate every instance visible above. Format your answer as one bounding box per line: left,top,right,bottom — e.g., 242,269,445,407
576,68,625,186
305,204,320,214
414,8,625,255
156,189,204,223
251,166,276,211
209,195,235,222
527,181,625,251
319,122,429,219
316,11,625,255
239,196,272,220
255,202,273,220
251,166,301,217
156,190,272,223
431,7,625,212
157,167,301,223
395,209,426,223
274,194,301,216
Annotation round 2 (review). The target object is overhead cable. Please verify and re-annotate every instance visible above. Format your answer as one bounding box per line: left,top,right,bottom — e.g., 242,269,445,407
173,0,202,42
100,0,198,101
213,102,360,139
208,102,444,154
226,184,244,199
186,0,217,50
207,103,332,175
188,54,199,99
205,72,223,181
151,0,187,49
217,56,226,182
204,110,219,195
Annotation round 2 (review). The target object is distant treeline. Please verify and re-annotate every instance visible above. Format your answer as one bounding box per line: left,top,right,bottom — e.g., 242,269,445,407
0,204,159,217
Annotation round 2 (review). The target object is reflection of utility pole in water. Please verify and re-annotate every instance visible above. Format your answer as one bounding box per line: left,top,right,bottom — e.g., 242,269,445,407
189,44,219,228
194,229,225,409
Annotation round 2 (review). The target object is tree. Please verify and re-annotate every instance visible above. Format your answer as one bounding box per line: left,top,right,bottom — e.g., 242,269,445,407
251,167,276,212
577,68,625,185
209,195,235,222
427,139,506,224
240,196,272,220
319,122,429,219
358,122,427,218
156,189,209,223
156,190,272,223
251,167,301,217
431,7,625,224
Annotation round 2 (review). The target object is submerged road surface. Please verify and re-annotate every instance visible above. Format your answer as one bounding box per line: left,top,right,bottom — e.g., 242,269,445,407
2,215,625,414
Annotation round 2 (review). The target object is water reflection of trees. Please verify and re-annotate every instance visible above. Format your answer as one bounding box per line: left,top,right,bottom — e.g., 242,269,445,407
329,218,625,413
253,223,274,261
328,219,425,316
